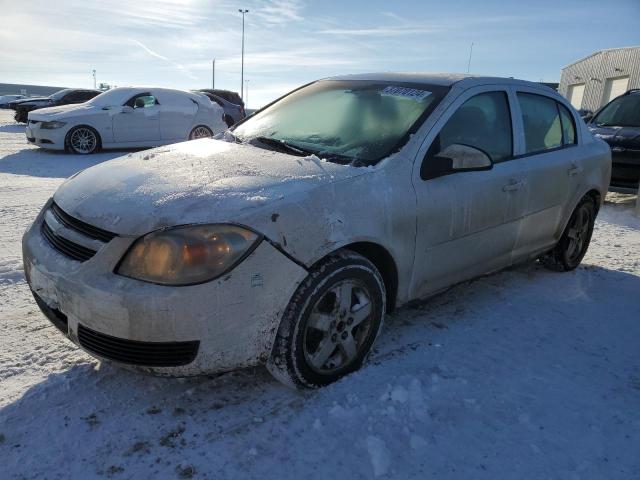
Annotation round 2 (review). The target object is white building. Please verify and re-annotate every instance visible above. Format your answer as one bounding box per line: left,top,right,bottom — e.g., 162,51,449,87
558,46,640,112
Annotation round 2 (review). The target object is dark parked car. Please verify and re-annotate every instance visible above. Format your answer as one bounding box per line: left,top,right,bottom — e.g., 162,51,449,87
0,94,25,108
9,96,49,110
13,89,101,123
197,89,245,126
587,89,640,193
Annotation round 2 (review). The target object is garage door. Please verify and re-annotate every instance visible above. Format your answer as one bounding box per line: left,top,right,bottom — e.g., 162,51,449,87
602,76,630,105
567,83,585,109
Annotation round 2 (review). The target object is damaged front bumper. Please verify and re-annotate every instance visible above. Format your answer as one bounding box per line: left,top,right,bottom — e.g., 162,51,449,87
22,203,308,376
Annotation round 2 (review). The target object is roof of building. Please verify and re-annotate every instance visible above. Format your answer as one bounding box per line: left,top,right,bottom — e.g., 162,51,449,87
561,46,640,70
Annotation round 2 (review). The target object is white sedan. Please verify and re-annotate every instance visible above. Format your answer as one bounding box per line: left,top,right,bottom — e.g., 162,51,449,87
25,87,227,154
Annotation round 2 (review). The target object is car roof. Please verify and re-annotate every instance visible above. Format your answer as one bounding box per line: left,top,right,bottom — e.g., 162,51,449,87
324,72,545,89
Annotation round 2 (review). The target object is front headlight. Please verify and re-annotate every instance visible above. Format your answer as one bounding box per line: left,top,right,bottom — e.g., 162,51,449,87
116,224,261,286
41,121,67,129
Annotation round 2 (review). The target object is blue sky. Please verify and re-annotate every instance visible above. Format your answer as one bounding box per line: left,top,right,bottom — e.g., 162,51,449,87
1,0,639,107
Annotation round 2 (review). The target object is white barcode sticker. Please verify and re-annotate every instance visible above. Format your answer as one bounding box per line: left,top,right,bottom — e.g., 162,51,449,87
381,86,432,100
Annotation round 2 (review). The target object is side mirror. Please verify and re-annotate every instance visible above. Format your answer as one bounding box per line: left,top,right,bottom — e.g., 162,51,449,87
422,144,492,180
578,109,594,122
121,105,134,114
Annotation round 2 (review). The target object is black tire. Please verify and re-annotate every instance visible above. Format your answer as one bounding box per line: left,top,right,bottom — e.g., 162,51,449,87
15,110,27,123
189,125,213,139
267,250,386,389
66,126,101,155
540,196,596,271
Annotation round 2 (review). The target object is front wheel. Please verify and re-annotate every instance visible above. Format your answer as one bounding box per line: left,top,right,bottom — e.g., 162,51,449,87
267,250,386,389
67,126,100,154
189,125,213,140
540,196,596,271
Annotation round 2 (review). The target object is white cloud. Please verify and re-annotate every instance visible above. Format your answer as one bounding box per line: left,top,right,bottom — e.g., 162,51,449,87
253,0,305,25
132,40,197,80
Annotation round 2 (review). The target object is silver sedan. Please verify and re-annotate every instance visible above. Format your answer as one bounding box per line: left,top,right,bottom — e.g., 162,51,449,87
22,73,611,388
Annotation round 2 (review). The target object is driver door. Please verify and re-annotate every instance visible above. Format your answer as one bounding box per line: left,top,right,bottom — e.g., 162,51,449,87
112,92,161,143
409,86,530,299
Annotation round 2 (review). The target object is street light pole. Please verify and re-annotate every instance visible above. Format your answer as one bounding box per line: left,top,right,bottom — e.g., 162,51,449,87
239,8,249,99
244,79,249,109
212,59,215,89
92,69,96,89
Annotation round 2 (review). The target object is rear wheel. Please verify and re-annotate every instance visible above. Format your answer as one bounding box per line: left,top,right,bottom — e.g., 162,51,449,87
189,125,213,139
540,196,596,271
267,250,385,389
67,126,100,154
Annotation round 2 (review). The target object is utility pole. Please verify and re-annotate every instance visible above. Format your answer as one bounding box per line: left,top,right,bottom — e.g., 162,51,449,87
212,59,215,89
239,8,249,99
467,42,474,73
92,69,96,89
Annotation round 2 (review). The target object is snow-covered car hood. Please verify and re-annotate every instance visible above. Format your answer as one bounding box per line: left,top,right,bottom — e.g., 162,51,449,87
29,103,97,120
53,139,370,237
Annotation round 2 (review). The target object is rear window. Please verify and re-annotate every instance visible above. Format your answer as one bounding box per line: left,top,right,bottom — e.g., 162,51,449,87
558,103,576,145
518,93,562,154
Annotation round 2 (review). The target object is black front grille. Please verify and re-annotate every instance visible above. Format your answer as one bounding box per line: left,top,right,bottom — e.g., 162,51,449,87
50,202,117,243
77,324,199,367
41,220,96,261
31,290,68,334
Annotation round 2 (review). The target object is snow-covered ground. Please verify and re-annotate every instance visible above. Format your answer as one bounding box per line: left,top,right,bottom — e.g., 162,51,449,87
1,108,639,479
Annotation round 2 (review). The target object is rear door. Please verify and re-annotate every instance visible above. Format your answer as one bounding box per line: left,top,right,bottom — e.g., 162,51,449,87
410,86,529,298
112,92,161,143
156,90,198,141
510,90,582,257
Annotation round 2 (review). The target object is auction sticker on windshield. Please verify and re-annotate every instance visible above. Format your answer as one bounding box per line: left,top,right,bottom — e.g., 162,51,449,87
381,86,432,101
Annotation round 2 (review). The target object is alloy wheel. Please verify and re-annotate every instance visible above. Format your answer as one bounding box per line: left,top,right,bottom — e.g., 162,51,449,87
191,126,212,139
565,204,592,263
70,127,97,154
303,279,374,374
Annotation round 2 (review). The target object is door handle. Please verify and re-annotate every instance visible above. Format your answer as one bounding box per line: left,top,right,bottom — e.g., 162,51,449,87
502,180,524,192
567,163,582,176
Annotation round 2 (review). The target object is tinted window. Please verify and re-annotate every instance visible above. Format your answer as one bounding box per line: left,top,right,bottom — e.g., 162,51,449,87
78,91,98,102
558,103,576,145
62,92,82,103
518,93,562,153
125,93,158,109
429,91,512,163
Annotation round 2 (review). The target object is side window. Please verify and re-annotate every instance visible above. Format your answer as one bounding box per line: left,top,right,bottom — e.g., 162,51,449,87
428,91,513,164
125,93,159,109
558,103,577,145
62,92,81,103
209,96,224,107
79,91,97,102
517,93,562,153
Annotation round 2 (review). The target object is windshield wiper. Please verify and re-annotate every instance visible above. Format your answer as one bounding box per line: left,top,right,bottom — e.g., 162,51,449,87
252,136,316,156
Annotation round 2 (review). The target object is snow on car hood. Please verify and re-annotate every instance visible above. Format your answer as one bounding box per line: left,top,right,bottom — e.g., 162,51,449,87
53,139,370,236
29,103,97,120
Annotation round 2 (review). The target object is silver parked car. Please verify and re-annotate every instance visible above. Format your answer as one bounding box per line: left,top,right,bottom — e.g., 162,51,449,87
23,73,610,388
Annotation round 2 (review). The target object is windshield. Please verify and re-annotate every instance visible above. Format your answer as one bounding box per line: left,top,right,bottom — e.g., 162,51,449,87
593,94,640,127
49,88,75,101
233,80,449,165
